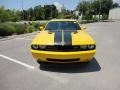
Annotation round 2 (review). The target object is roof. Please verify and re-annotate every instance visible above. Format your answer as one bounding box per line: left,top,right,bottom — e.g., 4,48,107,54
50,19,77,22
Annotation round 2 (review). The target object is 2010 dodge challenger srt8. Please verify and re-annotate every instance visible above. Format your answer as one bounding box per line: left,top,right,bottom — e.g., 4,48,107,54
30,19,96,63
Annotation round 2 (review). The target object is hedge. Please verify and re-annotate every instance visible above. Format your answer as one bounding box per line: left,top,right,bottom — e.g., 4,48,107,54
25,25,34,33
0,23,16,36
13,24,26,34
0,23,36,36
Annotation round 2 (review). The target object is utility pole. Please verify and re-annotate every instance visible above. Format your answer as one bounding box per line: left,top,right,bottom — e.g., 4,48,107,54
82,0,83,16
22,0,24,20
90,0,93,21
79,0,84,19
99,0,101,21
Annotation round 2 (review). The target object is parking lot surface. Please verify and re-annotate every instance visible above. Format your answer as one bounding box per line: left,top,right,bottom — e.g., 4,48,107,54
0,21,120,90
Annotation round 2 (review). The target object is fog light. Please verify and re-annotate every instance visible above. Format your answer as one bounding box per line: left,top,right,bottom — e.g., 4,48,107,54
80,45,87,49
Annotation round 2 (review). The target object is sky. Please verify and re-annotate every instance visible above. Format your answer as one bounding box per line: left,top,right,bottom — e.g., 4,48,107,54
0,0,79,10
0,0,120,10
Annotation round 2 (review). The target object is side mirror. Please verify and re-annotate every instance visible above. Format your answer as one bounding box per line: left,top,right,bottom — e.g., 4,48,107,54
39,26,44,31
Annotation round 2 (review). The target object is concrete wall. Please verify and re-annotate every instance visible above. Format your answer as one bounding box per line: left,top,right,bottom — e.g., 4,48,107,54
109,8,120,20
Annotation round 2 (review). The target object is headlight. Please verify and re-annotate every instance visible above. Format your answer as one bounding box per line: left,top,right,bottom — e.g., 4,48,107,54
88,45,95,49
31,45,46,50
31,45,39,50
80,45,87,49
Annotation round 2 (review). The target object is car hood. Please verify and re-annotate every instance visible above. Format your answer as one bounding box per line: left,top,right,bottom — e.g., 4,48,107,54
31,30,95,45
72,30,95,45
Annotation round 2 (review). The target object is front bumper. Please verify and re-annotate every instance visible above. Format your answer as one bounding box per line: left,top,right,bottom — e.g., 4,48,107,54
31,50,96,63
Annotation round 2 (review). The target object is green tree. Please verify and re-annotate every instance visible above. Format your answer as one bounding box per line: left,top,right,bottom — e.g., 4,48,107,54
76,0,119,20
27,8,34,21
76,1,93,20
0,6,10,22
112,3,119,8
34,5,44,20
0,4,59,21
44,5,52,20
57,5,72,19
100,0,113,15
51,5,58,18
0,6,21,22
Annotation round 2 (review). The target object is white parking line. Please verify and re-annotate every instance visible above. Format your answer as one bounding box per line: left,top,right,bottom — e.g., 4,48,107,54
16,38,32,40
0,54,68,84
0,54,35,69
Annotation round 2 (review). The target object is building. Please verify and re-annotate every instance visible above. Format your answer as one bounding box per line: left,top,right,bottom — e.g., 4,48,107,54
109,7,120,20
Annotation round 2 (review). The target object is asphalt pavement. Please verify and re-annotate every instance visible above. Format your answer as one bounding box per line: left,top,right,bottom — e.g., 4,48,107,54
0,21,120,90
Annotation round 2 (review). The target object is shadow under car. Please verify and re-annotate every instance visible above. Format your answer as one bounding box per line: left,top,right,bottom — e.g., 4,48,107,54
38,58,101,73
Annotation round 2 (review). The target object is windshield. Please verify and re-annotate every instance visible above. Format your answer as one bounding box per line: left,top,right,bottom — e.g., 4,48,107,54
45,21,81,31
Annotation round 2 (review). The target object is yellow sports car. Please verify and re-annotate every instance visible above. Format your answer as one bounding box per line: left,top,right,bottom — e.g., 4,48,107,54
31,19,96,63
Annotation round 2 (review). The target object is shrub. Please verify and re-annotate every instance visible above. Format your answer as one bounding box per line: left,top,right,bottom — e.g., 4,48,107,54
13,24,26,34
0,23,16,36
33,22,40,30
82,14,92,20
102,14,108,20
93,17,99,22
25,25,34,33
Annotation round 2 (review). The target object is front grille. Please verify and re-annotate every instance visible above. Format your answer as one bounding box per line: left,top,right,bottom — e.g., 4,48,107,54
31,45,96,52
45,45,82,52
47,58,80,62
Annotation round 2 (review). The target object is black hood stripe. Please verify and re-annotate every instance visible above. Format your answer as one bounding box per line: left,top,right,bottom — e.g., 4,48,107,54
54,31,62,45
54,31,72,46
64,31,72,46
